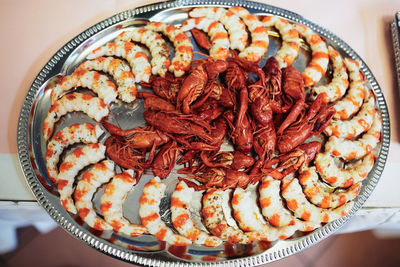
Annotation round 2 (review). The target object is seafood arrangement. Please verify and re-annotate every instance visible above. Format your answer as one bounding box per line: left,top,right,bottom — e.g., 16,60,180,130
37,4,385,262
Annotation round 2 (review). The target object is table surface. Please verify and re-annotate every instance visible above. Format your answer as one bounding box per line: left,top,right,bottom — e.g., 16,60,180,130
1,0,400,208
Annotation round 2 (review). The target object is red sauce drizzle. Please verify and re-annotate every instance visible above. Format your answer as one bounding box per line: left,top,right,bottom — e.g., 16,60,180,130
167,245,192,260
157,240,166,250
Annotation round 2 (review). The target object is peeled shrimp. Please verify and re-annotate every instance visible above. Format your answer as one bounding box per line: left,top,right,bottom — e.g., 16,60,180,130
299,166,361,209
57,143,105,214
43,93,109,141
293,23,329,87
314,152,375,188
76,57,136,103
74,160,115,231
189,7,248,51
115,29,170,77
180,18,230,60
311,46,349,103
139,177,191,246
87,41,151,83
262,15,301,68
46,123,103,184
202,189,259,244
258,176,320,232
325,113,382,160
232,188,298,241
282,178,354,223
325,93,376,139
145,22,193,77
100,170,147,237
170,181,222,247
228,7,269,62
333,58,366,120
50,70,117,105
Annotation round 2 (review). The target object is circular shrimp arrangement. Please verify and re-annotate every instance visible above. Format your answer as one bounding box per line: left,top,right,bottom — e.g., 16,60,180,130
36,4,385,263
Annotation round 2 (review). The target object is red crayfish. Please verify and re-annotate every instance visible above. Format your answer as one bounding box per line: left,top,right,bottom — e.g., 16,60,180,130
103,50,335,187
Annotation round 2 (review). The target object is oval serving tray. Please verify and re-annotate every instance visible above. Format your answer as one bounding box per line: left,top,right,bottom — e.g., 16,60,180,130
17,0,390,266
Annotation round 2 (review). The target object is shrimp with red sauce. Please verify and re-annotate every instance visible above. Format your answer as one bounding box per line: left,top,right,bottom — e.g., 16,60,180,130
115,29,170,77
50,70,117,105
258,176,320,232
262,15,301,68
202,189,260,244
314,152,375,188
139,177,192,246
57,143,106,214
46,123,103,184
282,178,354,223
74,160,115,231
325,113,382,161
311,46,349,103
170,181,222,247
189,7,248,51
145,22,193,77
100,170,147,237
87,41,151,83
299,166,361,209
228,7,269,62
76,57,137,103
333,58,366,120
232,188,298,241
180,18,230,60
43,93,109,141
293,23,329,86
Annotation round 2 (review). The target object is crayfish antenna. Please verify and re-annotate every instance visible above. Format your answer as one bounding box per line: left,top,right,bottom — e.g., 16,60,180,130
193,51,210,59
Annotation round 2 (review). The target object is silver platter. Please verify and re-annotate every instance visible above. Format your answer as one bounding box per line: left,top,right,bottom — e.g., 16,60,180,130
17,0,390,266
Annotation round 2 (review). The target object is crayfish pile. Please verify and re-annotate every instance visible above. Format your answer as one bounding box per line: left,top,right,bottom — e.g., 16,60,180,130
103,54,335,190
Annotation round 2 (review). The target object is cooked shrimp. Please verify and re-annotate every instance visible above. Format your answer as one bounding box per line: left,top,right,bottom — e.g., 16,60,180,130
46,123,103,184
311,46,349,103
76,57,136,103
333,58,366,120
325,93,376,139
170,181,222,247
228,7,269,62
293,23,329,87
189,7,248,51
282,178,354,223
202,189,259,244
325,113,382,160
50,70,117,105
262,15,301,68
258,176,320,232
314,152,375,188
145,22,193,77
43,93,109,141
87,41,151,83
115,29,170,77
180,18,230,60
57,143,105,214
232,188,298,241
299,166,361,209
74,160,115,231
100,170,147,237
139,177,191,246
